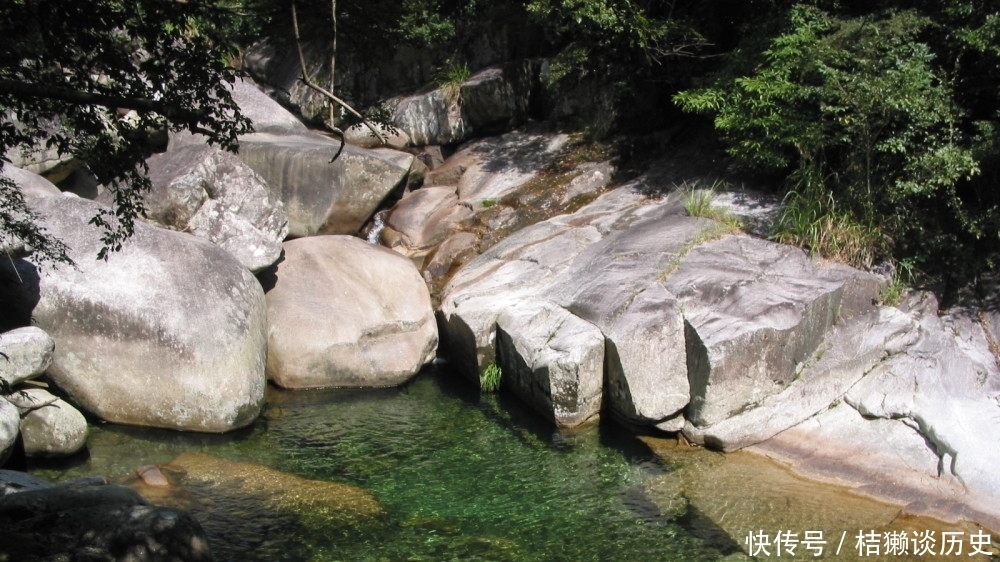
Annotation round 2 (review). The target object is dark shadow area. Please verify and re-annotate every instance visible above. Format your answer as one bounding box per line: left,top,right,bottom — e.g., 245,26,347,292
0,256,41,332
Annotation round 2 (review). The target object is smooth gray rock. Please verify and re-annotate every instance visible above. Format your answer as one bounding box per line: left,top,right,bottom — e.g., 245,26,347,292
142,144,289,272
392,63,534,146
440,220,604,385
496,300,605,426
455,133,571,204
548,206,714,426
685,307,920,450
230,76,309,134
0,327,55,387
263,236,438,389
0,196,268,433
393,89,468,146
7,388,88,458
237,132,412,237
844,293,1000,516
662,235,880,428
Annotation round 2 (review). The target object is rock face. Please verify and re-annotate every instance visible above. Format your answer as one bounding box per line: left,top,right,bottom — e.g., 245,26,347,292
263,235,438,388
0,476,213,561
440,181,878,429
237,133,412,238
141,144,289,272
0,196,268,433
747,291,1000,531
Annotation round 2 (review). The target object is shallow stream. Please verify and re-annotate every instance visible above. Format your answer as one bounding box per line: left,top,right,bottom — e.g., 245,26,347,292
28,367,996,562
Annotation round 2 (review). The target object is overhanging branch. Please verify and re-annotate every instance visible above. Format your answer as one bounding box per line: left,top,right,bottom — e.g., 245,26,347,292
0,80,208,123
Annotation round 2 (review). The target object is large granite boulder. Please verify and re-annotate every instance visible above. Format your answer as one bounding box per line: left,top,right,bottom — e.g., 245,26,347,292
0,327,54,387
0,196,268,433
263,235,438,388
140,144,289,272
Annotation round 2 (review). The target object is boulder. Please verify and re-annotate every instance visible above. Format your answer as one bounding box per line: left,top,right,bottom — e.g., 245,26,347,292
440,220,605,385
7,388,88,458
392,63,536,147
0,327,55,387
547,206,714,427
662,235,880,428
385,186,463,251
496,300,605,426
393,89,468,146
684,307,920,450
263,236,438,388
0,196,268,433
237,132,412,237
459,62,535,135
141,144,289,272
1,165,62,199
0,478,212,561
230,76,310,134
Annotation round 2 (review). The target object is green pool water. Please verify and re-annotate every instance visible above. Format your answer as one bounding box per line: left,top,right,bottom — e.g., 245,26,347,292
27,366,994,562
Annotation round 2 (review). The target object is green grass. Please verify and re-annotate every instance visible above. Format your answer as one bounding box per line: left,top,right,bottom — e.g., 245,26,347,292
681,181,741,230
771,189,882,269
481,361,502,393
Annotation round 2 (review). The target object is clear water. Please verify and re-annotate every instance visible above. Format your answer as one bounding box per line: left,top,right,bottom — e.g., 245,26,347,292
27,367,997,562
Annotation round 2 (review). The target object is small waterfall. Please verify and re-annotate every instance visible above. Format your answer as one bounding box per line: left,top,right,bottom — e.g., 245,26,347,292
365,209,390,245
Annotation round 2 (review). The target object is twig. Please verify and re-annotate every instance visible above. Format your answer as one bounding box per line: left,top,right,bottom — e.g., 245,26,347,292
291,2,387,148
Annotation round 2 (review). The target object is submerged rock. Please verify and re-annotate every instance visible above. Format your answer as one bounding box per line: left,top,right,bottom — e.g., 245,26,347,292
166,452,386,532
0,475,213,561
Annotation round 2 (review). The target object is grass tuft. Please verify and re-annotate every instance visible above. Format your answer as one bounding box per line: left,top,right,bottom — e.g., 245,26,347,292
481,361,502,393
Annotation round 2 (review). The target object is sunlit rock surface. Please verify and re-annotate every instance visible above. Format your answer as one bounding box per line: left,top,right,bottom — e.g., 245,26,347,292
0,196,268,433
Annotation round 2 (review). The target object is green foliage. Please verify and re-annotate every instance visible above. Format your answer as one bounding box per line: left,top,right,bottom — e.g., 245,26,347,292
675,4,999,288
480,361,502,393
0,0,252,263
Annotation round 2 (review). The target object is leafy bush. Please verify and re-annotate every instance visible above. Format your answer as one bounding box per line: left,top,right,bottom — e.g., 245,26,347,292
675,4,998,290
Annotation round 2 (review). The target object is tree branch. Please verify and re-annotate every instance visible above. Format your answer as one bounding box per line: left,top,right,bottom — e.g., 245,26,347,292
0,80,207,123
291,2,387,147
